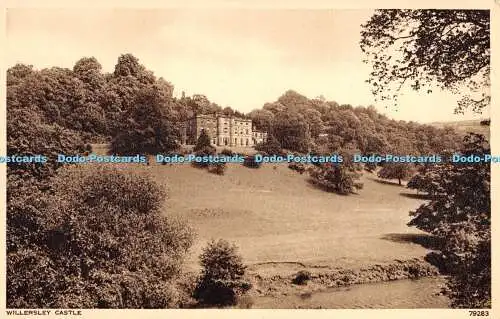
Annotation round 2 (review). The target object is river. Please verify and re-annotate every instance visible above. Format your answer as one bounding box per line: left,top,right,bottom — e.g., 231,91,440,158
252,277,450,309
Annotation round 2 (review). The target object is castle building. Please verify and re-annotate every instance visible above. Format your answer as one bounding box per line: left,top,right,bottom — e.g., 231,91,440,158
180,113,267,147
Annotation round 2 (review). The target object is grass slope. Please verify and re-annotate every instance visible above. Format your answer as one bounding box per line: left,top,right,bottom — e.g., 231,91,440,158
148,163,434,274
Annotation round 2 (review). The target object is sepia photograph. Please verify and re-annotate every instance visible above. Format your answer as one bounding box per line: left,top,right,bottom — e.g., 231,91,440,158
2,2,495,317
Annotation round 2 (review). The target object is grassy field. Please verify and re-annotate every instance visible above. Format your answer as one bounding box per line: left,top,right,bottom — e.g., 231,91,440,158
91,143,437,275
144,162,433,275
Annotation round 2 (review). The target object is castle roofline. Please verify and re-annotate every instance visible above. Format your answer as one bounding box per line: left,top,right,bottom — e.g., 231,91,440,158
185,113,251,121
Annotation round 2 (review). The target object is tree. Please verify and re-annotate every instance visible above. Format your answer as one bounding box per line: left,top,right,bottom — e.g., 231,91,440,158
303,108,324,139
113,53,149,81
309,148,363,195
7,55,197,307
407,163,446,196
309,163,363,195
365,134,388,154
255,134,282,155
361,10,490,113
247,109,274,132
378,163,416,186
110,88,179,155
194,239,251,307
221,106,235,117
194,129,213,152
7,108,86,183
193,146,216,169
73,57,105,92
277,90,311,112
7,63,34,86
186,94,222,115
272,111,310,153
408,133,490,308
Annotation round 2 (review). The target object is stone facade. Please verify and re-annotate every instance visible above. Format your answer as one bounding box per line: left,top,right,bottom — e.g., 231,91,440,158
180,113,267,147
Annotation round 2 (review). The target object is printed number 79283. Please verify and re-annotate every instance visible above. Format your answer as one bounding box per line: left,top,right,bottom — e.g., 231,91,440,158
469,310,489,316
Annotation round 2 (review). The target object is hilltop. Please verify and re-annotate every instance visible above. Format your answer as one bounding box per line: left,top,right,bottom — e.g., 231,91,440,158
429,119,490,139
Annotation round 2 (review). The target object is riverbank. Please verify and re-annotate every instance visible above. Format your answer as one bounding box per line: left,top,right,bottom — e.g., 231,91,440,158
252,276,449,309
237,258,448,308
246,258,441,298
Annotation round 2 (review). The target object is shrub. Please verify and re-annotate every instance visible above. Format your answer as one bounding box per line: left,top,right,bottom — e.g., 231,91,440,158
288,163,306,174
194,239,251,307
192,146,216,168
365,162,377,172
307,151,324,167
480,119,490,126
293,270,312,285
243,155,262,169
208,163,227,175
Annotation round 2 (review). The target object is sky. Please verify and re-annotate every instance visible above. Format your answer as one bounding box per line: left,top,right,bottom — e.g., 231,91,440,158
6,8,490,123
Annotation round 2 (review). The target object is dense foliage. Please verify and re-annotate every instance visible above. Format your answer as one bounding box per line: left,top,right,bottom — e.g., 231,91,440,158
255,134,283,156
309,163,363,195
8,164,194,308
408,133,490,308
7,54,244,149
6,54,198,308
248,90,462,157
8,55,463,160
110,88,179,155
361,10,490,113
